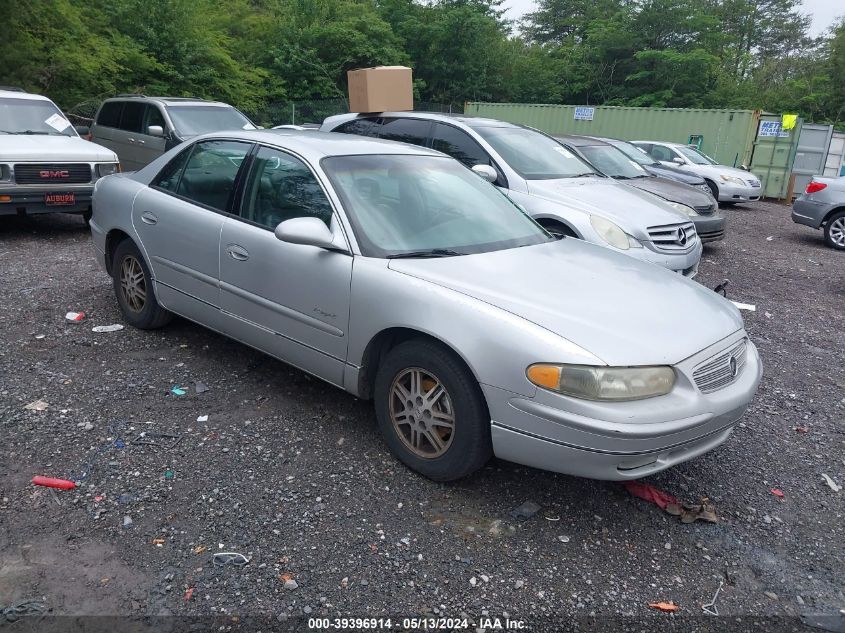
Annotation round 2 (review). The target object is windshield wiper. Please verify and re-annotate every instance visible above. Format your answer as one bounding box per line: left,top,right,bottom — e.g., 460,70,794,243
14,130,51,135
569,172,600,178
387,249,467,259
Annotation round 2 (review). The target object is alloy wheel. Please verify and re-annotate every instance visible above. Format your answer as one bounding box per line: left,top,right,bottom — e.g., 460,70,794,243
389,367,455,458
829,216,845,248
119,255,146,313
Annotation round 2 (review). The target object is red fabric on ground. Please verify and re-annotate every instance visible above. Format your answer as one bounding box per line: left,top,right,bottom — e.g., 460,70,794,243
623,481,679,510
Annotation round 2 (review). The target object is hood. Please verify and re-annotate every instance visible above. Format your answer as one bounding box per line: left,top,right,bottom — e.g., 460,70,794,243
388,239,743,366
699,163,759,182
624,176,715,211
526,177,688,230
0,136,118,163
646,163,705,185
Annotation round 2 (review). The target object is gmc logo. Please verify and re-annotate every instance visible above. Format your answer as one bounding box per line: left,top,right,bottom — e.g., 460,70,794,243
40,170,70,178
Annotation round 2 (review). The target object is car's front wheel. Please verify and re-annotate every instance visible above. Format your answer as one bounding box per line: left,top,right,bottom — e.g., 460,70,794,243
824,210,845,250
111,239,172,329
374,340,492,481
705,180,719,201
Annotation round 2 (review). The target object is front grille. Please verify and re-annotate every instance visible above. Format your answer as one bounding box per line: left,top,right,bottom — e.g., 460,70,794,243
14,163,92,184
647,221,698,251
747,178,761,188
693,340,747,393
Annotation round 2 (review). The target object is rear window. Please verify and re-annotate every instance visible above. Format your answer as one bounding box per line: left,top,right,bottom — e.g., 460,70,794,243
333,118,381,137
96,102,123,128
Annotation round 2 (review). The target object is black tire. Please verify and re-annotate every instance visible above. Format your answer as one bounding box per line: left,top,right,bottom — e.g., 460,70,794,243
82,207,92,226
705,180,719,201
111,239,172,329
540,220,576,239
824,210,845,250
374,339,492,481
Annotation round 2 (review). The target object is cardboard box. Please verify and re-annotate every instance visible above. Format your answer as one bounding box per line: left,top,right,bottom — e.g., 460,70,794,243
347,66,413,113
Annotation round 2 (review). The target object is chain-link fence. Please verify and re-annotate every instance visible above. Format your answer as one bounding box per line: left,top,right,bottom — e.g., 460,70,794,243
65,97,464,128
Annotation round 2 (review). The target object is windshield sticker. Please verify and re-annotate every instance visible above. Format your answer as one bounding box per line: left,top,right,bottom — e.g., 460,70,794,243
44,113,71,132
553,146,574,159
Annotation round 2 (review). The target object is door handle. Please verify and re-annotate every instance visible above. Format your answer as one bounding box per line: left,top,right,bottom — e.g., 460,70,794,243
141,211,158,225
136,139,145,144
226,244,249,261
128,137,136,143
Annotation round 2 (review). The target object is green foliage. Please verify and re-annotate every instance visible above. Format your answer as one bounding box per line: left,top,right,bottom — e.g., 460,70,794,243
0,0,842,126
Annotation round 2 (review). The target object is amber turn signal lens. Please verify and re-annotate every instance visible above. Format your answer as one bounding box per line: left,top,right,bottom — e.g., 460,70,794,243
526,364,561,390
0,195,11,203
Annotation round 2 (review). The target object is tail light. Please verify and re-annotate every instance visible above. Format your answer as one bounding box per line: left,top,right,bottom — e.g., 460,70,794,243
805,181,827,194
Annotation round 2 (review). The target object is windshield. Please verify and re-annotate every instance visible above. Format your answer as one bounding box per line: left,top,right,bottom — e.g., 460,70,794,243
677,146,717,165
578,145,649,179
473,126,598,180
608,140,656,166
322,154,553,257
166,105,255,137
0,98,75,136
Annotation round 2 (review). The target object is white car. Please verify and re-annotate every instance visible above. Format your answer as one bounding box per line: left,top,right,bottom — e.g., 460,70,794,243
633,140,762,204
0,87,120,222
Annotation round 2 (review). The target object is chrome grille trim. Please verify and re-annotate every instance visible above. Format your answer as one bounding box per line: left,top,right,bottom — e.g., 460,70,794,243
646,221,698,252
693,340,747,393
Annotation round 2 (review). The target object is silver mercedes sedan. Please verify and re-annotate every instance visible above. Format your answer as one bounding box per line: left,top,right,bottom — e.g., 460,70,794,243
90,130,762,482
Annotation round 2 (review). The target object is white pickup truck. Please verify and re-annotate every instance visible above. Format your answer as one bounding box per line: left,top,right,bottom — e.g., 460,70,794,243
0,87,119,222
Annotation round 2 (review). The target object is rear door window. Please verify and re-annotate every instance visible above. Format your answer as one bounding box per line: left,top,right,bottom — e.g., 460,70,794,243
333,118,381,137
378,118,431,147
96,102,123,128
175,140,252,211
118,102,145,133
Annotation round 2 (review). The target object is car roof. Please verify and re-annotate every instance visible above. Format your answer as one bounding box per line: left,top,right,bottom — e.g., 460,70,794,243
195,129,445,160
329,111,520,129
634,140,685,148
0,89,51,101
554,135,610,148
102,95,232,108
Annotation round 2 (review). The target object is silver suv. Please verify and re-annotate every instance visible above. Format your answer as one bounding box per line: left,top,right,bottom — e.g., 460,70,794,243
89,95,256,171
322,112,703,277
0,87,119,222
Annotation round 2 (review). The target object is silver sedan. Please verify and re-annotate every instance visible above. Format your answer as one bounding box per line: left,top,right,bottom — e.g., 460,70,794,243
90,130,762,481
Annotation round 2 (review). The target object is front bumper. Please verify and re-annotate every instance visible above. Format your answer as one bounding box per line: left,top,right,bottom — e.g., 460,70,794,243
628,239,702,277
693,212,726,242
792,197,827,229
0,186,93,215
717,180,761,203
484,334,762,480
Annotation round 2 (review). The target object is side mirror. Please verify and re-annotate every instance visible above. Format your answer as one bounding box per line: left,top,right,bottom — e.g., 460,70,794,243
148,125,165,137
672,157,685,166
471,164,497,183
274,217,338,250
74,125,90,136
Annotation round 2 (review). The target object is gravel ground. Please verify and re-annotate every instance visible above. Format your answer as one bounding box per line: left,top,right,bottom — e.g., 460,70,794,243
1,200,843,632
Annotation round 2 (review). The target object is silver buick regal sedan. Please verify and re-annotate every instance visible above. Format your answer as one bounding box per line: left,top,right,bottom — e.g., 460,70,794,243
90,130,762,482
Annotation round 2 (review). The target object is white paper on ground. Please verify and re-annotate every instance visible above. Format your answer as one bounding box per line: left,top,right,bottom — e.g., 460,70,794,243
92,324,125,333
730,301,756,312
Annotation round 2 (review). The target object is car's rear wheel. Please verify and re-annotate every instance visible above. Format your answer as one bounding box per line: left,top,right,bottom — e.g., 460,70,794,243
374,339,492,481
112,239,172,329
824,210,845,250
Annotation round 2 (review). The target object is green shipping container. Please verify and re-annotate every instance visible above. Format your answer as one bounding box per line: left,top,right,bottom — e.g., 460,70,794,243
464,103,762,169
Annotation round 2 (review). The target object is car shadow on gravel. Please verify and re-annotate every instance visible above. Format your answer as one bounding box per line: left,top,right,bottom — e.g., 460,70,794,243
0,212,89,237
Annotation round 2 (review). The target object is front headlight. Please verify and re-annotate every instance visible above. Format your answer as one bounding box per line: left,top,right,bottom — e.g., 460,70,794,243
589,215,642,250
719,174,744,185
97,163,120,177
527,364,676,401
666,201,698,217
